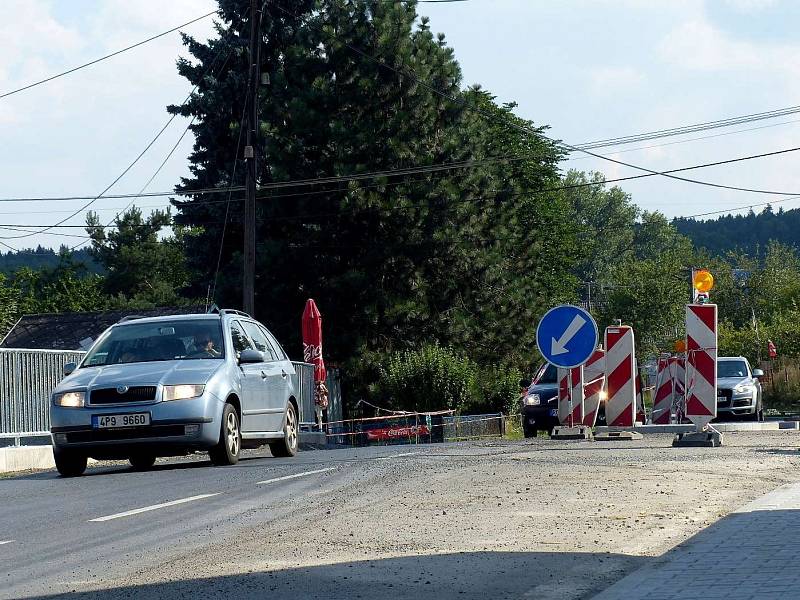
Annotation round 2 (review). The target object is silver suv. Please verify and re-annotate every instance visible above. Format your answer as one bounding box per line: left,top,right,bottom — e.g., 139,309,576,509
717,356,764,421
49,310,299,476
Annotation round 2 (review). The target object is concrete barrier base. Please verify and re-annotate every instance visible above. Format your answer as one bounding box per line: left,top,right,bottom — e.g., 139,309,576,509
550,426,593,440
595,422,798,435
594,430,644,441
0,445,55,473
299,431,327,450
673,430,724,447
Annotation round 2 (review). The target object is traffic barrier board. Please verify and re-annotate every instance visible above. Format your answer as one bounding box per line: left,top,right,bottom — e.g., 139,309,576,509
583,348,605,427
685,304,717,427
604,325,636,427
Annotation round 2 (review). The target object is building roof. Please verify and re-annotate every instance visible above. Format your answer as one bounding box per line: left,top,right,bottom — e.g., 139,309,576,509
0,306,207,350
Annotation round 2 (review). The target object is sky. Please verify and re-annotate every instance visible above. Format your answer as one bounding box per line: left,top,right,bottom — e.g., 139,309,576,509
2,0,800,250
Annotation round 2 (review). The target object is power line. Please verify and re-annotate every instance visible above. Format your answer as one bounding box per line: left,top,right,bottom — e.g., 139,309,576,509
0,29,237,243
272,1,800,200
0,156,528,203
567,117,800,162
677,196,800,220
10,143,800,233
0,187,246,203
575,104,800,150
9,112,800,204
0,11,217,100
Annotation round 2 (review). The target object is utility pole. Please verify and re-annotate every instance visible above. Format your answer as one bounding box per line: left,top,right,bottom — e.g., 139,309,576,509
243,0,261,315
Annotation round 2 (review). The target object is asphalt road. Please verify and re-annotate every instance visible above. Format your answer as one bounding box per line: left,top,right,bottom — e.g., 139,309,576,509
1,443,437,599
2,433,800,600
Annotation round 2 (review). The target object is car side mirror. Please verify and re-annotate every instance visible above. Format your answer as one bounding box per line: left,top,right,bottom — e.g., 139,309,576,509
753,369,764,378
519,378,532,389
63,362,77,376
238,349,264,364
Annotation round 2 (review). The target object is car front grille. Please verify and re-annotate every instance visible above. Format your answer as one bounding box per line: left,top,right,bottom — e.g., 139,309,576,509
65,425,185,443
89,386,157,405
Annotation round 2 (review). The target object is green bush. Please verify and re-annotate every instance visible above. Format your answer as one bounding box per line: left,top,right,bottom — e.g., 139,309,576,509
378,345,478,413
468,364,522,416
376,345,522,415
762,362,800,413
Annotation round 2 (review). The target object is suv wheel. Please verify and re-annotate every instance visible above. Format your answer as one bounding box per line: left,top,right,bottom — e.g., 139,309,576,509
270,403,299,458
54,449,87,477
210,403,241,466
523,424,538,438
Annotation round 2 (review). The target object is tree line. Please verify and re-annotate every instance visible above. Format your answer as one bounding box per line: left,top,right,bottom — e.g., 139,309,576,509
2,0,797,412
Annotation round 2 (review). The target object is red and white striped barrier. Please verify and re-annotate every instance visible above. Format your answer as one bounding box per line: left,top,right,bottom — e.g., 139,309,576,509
651,357,673,424
652,356,687,424
557,368,570,425
569,366,584,426
583,348,605,427
557,367,584,426
635,372,646,424
673,357,687,422
685,304,717,427
604,325,637,427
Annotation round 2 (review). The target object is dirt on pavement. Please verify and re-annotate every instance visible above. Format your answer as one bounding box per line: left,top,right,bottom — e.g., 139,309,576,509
71,431,800,600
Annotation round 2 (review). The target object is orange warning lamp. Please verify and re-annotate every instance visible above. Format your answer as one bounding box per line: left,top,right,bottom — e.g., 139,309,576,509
674,339,687,353
693,270,714,293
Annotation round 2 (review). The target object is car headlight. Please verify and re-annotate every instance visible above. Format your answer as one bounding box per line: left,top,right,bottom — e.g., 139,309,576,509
163,384,205,401
53,391,85,407
734,383,754,394
524,394,541,406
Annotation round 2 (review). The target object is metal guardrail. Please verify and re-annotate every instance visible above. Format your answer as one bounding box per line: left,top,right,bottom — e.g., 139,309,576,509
0,349,85,445
442,413,504,441
291,362,316,427
0,349,319,444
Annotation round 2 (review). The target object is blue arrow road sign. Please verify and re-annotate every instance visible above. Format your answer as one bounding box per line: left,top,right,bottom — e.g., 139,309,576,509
536,305,599,368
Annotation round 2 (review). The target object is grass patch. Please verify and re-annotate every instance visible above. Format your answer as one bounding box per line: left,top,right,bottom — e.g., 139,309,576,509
503,414,524,441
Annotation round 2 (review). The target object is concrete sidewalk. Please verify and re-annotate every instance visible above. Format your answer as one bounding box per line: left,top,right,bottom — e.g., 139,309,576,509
592,481,800,599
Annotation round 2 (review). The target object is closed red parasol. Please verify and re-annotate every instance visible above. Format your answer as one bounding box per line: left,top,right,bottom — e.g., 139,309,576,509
302,299,328,409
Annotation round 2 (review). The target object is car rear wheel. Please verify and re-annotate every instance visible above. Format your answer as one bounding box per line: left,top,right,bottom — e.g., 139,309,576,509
269,403,299,458
129,454,156,471
54,449,87,477
210,403,241,466
523,424,538,438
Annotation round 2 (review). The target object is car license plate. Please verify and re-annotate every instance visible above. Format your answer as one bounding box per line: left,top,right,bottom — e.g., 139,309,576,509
92,413,150,429
717,396,726,403
549,408,558,417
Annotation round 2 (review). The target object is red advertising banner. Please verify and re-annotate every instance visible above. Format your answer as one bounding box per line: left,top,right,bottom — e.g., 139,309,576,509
365,425,431,442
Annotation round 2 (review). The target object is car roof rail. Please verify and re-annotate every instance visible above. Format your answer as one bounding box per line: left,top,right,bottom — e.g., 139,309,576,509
218,309,252,318
117,315,147,323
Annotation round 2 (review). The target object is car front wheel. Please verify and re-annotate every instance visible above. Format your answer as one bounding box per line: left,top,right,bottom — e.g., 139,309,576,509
54,449,87,477
210,403,241,466
270,403,299,458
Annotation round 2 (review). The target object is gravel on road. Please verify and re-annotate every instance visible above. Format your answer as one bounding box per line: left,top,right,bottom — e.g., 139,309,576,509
21,431,800,600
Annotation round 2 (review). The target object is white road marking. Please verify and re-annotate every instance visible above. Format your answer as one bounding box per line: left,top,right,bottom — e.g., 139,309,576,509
88,493,221,523
0,540,14,546
376,451,421,461
256,467,335,485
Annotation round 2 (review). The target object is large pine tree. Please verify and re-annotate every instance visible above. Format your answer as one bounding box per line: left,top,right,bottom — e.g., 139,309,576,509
170,0,575,377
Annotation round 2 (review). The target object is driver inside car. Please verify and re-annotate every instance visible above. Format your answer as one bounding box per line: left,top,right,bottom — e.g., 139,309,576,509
192,332,221,357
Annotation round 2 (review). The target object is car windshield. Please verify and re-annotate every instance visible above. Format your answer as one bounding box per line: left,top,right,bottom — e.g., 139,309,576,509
82,319,225,367
718,360,748,378
534,363,558,385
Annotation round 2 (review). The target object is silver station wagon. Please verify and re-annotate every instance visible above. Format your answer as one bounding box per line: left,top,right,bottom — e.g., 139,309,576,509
49,310,299,476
